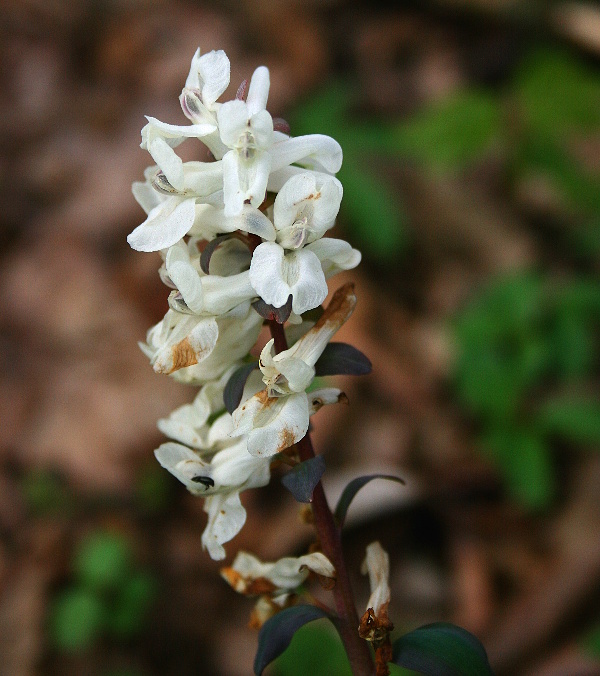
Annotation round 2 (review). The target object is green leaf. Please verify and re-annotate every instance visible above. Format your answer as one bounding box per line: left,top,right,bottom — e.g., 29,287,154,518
49,587,106,652
535,395,600,445
314,342,372,377
270,618,352,676
334,474,405,528
481,427,554,509
254,605,331,675
21,470,73,515
391,91,501,168
281,456,326,504
74,531,132,592
338,154,408,260
224,362,258,414
514,47,600,137
107,572,158,638
391,623,493,676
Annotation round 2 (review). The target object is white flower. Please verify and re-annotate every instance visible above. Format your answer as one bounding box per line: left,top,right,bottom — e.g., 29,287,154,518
361,541,391,621
127,162,224,252
273,173,343,249
359,541,393,644
181,48,230,121
156,367,234,449
249,238,360,315
140,302,262,380
164,240,255,315
190,203,276,242
231,387,347,457
154,435,271,560
259,282,357,396
218,67,274,217
230,284,356,456
221,550,335,596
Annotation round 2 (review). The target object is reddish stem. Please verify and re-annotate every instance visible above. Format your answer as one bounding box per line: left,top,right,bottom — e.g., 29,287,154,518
268,320,375,676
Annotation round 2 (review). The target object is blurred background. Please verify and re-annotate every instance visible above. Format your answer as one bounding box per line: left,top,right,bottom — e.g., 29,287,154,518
2,0,600,674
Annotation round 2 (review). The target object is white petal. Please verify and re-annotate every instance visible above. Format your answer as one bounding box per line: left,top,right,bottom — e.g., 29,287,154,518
154,442,208,493
165,242,204,313
185,48,202,89
306,238,362,278
221,151,245,217
132,178,162,215
143,116,217,143
275,357,314,393
196,49,230,106
177,308,263,384
181,161,224,197
361,541,391,617
249,109,273,150
192,204,275,241
293,552,336,580
274,173,343,241
148,137,184,191
152,316,219,374
127,197,196,252
308,388,346,415
249,243,328,315
273,173,317,229
211,442,271,489
248,242,290,309
200,272,255,315
218,100,250,148
202,492,246,560
222,151,271,217
271,135,343,174
232,391,310,457
246,65,270,116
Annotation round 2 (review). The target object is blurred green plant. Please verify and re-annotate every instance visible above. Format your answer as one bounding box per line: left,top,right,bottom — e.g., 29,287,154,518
21,470,74,516
581,620,600,660
49,530,157,653
134,461,173,515
291,45,600,262
453,272,600,508
290,84,409,261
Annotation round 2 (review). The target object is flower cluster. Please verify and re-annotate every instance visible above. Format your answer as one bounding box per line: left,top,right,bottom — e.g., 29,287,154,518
130,48,361,560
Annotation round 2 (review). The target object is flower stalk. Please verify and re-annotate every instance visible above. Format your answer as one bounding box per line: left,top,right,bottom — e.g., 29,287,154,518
269,319,375,675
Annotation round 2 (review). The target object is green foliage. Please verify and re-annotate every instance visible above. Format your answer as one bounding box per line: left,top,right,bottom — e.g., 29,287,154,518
49,530,157,653
268,618,352,676
291,84,408,261
453,272,600,508
255,605,333,675
50,588,105,652
514,47,600,137
291,45,600,264
74,531,132,592
106,572,158,638
391,91,502,168
535,395,600,445
392,623,493,675
21,470,74,515
581,621,600,658
135,462,172,514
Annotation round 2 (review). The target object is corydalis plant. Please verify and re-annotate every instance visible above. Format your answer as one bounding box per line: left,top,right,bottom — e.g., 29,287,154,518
131,47,494,676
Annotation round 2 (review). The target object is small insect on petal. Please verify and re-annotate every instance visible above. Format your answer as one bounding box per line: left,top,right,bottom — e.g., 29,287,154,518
191,475,215,490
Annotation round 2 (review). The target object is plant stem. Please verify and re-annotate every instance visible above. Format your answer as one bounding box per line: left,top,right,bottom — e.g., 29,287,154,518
269,319,375,676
